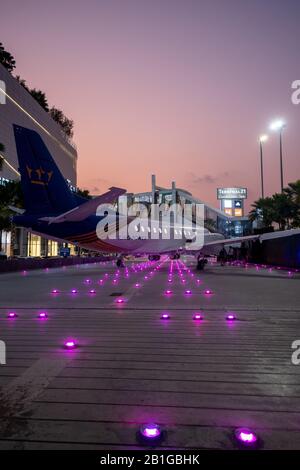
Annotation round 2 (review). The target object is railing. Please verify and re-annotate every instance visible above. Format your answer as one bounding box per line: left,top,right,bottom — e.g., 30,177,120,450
0,255,116,273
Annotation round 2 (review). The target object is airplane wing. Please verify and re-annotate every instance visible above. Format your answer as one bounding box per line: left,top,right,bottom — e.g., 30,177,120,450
183,234,260,256
204,234,260,247
40,187,126,223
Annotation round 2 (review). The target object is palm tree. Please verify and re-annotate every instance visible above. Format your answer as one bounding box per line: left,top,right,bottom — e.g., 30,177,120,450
284,180,300,227
284,180,300,205
271,193,296,230
0,42,16,72
250,187,300,231
0,142,5,171
249,197,274,228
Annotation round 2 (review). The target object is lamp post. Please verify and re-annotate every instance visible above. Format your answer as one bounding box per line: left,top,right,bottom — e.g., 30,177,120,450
269,119,286,192
259,135,268,199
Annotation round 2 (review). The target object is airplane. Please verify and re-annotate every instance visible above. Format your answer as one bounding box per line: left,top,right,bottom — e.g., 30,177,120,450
12,125,259,269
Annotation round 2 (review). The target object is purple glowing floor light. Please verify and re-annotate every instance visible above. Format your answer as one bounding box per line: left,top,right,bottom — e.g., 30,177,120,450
226,314,236,321
52,289,59,294
139,423,162,441
193,313,203,320
89,289,96,294
8,312,17,318
64,340,77,350
165,290,172,295
185,289,192,295
161,313,170,319
71,289,78,294
234,427,258,447
115,298,125,304
38,312,48,319
204,289,213,295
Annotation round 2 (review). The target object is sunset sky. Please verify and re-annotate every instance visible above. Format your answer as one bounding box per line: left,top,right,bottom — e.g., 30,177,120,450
2,0,300,211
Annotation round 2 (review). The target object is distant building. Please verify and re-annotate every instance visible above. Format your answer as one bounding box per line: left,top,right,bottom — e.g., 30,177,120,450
127,176,252,237
0,63,77,257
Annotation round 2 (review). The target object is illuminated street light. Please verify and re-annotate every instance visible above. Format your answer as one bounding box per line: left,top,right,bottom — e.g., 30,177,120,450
269,119,286,192
269,119,285,131
259,134,268,143
259,135,268,198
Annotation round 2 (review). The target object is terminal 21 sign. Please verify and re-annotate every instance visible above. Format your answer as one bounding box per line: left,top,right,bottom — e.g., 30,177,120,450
217,187,247,200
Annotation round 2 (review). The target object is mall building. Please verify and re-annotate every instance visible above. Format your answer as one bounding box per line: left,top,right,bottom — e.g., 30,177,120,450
0,63,77,257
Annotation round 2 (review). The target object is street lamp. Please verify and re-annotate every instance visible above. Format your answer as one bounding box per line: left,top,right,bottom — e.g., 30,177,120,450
259,134,268,199
269,119,286,192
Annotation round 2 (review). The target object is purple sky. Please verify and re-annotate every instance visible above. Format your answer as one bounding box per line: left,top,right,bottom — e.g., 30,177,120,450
2,0,300,211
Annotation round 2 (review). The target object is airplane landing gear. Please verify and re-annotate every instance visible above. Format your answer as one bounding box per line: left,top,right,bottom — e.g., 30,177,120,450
148,255,160,261
170,253,180,260
116,257,125,267
197,256,208,270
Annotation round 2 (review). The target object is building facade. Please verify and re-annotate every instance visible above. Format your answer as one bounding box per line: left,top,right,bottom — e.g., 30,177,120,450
0,63,77,256
129,176,252,238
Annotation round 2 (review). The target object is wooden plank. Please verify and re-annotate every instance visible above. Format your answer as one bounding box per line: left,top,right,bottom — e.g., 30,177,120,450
48,376,300,396
37,388,300,412
26,402,300,430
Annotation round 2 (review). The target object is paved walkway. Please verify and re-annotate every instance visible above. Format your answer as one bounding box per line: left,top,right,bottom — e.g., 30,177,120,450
0,258,300,449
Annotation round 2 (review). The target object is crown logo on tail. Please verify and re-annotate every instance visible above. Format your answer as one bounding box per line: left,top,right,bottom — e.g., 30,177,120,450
26,165,53,185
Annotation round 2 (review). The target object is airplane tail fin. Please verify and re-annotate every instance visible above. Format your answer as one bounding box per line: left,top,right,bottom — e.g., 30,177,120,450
13,125,76,215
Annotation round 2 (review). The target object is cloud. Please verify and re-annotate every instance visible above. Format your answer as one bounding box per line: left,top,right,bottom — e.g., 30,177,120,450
188,171,229,186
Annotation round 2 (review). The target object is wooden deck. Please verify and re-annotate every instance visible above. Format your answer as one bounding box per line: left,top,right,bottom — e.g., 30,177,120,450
0,259,300,449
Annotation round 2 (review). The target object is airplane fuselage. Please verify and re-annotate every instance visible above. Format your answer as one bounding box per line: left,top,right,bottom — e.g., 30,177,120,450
14,213,224,256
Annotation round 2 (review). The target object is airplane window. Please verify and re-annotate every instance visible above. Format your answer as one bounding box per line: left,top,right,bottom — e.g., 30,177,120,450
141,226,145,232
175,230,178,235
148,227,151,233
134,225,138,232
153,227,157,233
159,228,162,233
164,228,167,234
